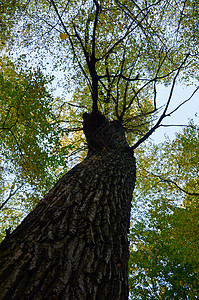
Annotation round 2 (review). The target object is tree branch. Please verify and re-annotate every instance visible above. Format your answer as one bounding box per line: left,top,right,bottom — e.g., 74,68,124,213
155,174,199,196
131,54,190,149
92,0,100,58
0,184,24,210
141,167,199,196
167,86,199,116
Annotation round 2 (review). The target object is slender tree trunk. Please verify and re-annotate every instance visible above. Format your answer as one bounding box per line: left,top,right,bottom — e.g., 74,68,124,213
0,113,136,300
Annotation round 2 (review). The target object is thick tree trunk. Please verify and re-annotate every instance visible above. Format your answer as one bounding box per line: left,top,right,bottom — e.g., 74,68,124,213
0,112,136,300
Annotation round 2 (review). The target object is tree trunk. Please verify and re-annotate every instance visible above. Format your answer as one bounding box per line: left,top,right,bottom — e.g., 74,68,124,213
0,112,136,300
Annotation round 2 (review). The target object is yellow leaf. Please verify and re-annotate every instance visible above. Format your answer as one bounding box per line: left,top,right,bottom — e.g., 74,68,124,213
60,33,69,40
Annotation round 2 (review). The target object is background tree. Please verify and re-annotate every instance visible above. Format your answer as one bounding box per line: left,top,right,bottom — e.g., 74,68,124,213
0,55,68,240
129,122,199,299
0,0,198,299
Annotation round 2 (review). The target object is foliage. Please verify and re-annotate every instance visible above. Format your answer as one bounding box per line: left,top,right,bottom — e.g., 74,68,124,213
0,56,69,241
129,122,199,299
2,1,199,116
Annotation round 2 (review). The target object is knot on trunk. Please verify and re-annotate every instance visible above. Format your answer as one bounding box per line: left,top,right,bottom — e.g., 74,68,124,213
83,112,131,156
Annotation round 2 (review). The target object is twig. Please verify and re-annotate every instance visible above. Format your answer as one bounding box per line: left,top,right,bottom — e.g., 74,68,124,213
142,167,199,196
0,184,24,210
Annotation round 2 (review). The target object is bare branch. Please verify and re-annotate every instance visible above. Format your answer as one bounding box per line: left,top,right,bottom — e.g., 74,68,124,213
155,174,199,196
141,166,199,196
0,184,24,210
92,0,100,58
62,127,82,133
167,86,199,116
49,0,69,34
160,124,192,128
132,54,190,149
65,101,88,109
10,130,24,157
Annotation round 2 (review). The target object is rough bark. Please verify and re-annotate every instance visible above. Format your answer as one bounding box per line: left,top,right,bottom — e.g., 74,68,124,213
0,112,136,300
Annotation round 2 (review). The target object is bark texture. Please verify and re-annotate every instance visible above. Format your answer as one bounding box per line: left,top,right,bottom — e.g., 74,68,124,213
0,112,136,300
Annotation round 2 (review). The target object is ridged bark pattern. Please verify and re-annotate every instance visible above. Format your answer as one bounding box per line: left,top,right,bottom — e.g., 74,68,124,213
0,114,136,300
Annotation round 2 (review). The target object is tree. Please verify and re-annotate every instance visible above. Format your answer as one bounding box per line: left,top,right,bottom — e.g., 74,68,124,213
0,0,198,298
129,122,199,299
0,55,68,240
